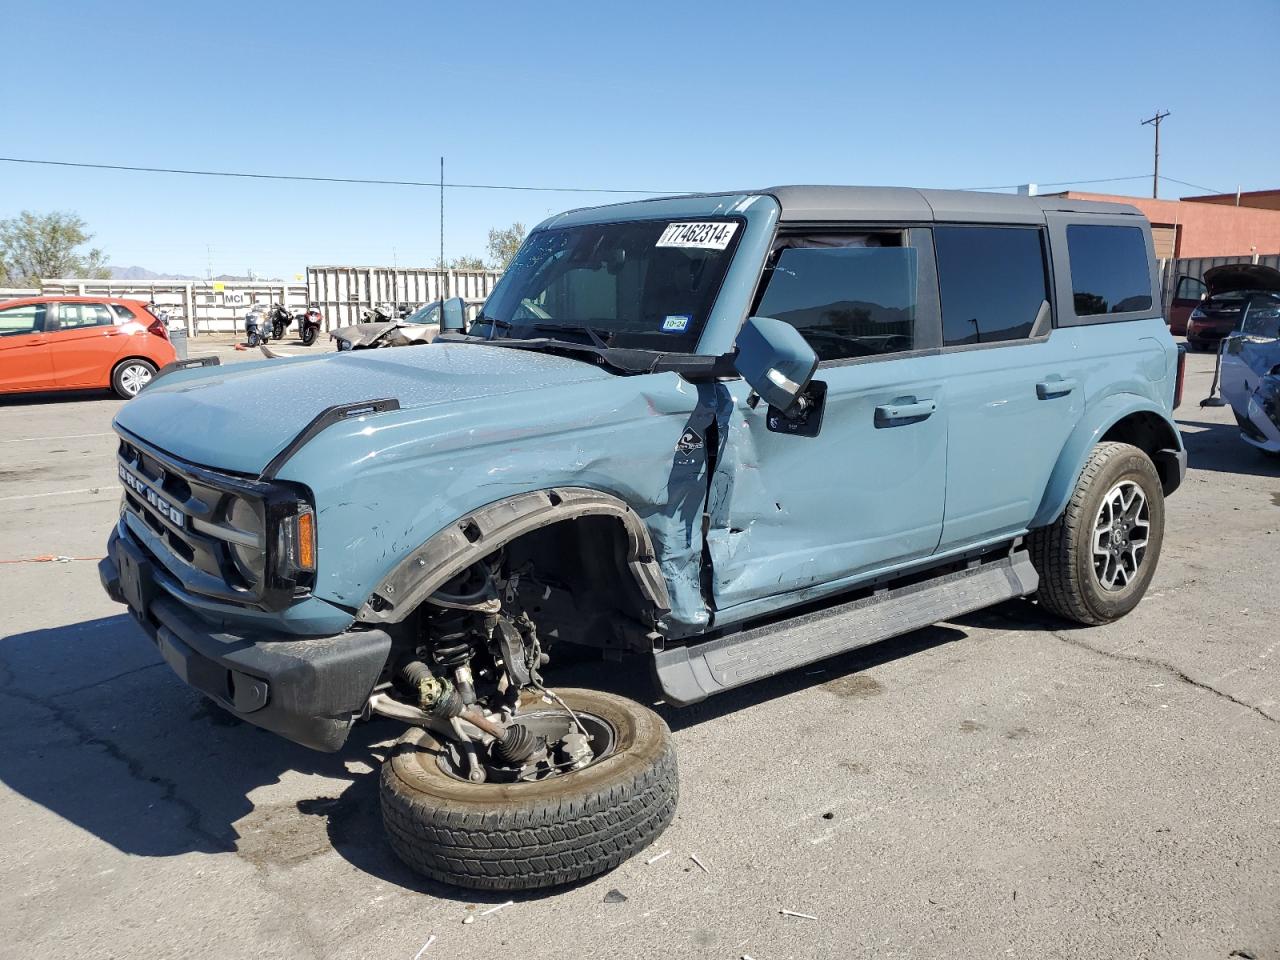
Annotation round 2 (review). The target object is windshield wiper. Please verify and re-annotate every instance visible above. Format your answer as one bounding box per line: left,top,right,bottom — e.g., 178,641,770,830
529,322,613,349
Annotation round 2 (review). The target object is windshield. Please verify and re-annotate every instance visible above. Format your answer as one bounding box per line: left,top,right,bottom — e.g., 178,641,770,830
476,218,744,352
1239,294,1280,339
404,301,441,325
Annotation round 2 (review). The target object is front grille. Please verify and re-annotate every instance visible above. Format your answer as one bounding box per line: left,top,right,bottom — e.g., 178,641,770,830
117,434,263,605
115,429,314,611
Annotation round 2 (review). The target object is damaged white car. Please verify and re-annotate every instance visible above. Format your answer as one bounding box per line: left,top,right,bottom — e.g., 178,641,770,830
1219,275,1280,454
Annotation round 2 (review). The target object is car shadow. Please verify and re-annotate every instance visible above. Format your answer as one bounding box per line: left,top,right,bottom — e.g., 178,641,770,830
0,610,964,901
0,389,118,406
1176,416,1280,478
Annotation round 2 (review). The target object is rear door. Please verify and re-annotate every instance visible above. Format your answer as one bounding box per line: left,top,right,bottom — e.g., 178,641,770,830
0,302,54,392
46,301,121,387
931,223,1083,551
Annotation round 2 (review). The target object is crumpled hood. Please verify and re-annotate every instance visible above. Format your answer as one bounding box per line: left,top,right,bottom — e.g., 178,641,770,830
114,342,613,475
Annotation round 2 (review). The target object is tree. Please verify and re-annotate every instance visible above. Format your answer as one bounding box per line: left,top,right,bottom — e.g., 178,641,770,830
0,211,110,286
449,255,487,271
486,222,527,270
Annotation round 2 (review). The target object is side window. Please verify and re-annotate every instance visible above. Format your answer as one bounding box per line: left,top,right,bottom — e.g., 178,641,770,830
111,303,138,321
1066,225,1153,316
0,303,46,337
1173,276,1207,303
57,303,115,329
754,233,918,361
935,226,1049,345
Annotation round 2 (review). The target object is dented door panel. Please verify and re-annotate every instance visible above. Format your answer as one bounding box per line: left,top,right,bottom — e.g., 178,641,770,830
706,357,948,623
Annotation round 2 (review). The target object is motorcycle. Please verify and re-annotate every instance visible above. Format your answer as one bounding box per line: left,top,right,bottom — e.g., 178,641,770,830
269,304,293,342
244,307,270,347
298,305,323,347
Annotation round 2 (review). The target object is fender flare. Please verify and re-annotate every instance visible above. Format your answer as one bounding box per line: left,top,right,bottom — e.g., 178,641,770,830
1030,393,1182,529
356,486,672,624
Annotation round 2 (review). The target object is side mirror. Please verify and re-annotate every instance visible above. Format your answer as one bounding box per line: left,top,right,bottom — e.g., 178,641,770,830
733,316,818,413
441,297,466,333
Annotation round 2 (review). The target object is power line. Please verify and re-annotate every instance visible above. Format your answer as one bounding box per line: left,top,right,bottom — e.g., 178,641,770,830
957,175,1151,191
0,156,678,195
2,155,1233,201
1158,176,1225,195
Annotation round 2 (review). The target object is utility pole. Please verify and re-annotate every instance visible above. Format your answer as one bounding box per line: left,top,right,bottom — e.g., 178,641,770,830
1141,110,1170,199
440,156,446,300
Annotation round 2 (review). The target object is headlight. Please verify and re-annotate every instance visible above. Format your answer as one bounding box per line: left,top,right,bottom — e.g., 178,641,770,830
228,498,266,585
1189,307,1205,320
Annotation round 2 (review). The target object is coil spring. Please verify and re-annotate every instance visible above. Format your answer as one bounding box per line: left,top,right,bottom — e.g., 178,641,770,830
427,608,474,669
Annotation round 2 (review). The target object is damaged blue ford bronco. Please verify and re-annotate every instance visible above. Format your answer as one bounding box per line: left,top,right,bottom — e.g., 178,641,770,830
100,187,1186,890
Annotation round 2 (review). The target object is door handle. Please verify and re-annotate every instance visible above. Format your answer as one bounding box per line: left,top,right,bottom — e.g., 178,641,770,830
1036,377,1078,399
874,398,936,425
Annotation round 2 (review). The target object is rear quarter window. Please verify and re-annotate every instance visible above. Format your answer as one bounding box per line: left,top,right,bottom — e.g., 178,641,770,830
1066,224,1153,316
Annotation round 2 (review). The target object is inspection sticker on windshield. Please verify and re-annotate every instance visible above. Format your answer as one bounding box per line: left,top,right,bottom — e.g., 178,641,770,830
656,221,738,250
662,315,690,332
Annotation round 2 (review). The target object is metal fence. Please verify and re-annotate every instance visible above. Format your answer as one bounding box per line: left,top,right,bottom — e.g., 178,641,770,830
307,266,501,328
0,266,503,335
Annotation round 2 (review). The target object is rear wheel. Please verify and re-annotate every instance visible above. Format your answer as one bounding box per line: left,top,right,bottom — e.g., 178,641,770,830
300,324,317,346
111,359,156,399
1029,441,1165,625
272,321,285,341
380,687,678,891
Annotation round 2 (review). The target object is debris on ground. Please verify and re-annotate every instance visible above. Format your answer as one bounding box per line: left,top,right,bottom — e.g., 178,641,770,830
477,900,513,918
780,909,819,921
603,889,628,903
1,555,101,564
689,853,710,874
411,934,436,958
646,849,671,865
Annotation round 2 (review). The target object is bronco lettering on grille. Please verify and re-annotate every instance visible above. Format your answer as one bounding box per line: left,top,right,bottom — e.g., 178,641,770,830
118,464,185,527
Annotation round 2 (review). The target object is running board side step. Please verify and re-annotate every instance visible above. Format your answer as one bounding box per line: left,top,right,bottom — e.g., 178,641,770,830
654,550,1038,706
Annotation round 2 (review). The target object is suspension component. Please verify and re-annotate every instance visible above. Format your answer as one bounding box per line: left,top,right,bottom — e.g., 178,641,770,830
490,722,539,766
401,661,462,720
400,660,536,762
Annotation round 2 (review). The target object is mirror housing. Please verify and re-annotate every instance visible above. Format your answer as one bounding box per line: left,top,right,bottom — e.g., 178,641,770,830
440,297,466,333
733,316,818,413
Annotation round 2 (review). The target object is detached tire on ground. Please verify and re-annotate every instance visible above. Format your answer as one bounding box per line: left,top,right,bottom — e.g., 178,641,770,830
1029,441,1166,625
380,688,678,891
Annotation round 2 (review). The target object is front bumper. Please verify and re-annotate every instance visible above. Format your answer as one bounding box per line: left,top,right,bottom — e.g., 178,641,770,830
101,527,391,751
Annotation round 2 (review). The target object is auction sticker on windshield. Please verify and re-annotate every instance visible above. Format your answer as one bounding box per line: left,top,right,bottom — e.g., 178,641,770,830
656,222,739,250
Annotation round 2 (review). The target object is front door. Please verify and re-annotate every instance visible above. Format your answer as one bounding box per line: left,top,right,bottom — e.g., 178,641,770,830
0,302,53,392
706,228,948,620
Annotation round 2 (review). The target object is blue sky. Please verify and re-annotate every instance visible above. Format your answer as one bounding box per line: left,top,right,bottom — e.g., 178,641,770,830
4,0,1278,278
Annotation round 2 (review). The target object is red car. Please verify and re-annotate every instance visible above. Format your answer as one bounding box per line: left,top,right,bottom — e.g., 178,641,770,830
0,296,177,399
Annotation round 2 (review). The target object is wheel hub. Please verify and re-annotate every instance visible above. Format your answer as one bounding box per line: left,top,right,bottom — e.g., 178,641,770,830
1091,480,1150,591
436,708,617,784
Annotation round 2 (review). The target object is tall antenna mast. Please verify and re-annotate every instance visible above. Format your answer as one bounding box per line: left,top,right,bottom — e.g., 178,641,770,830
1140,110,1171,198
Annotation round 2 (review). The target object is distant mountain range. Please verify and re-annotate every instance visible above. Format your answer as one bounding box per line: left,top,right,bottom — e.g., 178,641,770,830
108,265,281,282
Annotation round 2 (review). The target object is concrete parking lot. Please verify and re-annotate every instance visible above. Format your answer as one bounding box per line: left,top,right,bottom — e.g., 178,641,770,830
1,345,1276,960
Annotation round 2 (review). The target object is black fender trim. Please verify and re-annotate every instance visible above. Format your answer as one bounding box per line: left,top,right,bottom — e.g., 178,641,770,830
356,487,671,624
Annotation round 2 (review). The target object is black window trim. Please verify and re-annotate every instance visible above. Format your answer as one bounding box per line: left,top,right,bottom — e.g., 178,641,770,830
1047,212,1161,327
932,221,1058,355
750,222,942,370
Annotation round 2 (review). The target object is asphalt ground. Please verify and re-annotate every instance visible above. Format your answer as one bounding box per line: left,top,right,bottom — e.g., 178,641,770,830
1,342,1276,960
